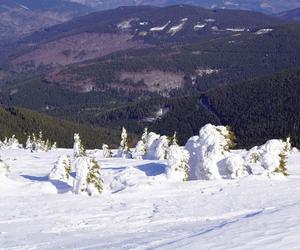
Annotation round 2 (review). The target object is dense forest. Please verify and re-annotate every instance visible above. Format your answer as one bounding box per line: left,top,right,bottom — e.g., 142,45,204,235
0,106,123,148
205,68,300,148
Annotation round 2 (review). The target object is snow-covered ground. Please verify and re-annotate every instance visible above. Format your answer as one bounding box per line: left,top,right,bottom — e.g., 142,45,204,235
1,148,300,249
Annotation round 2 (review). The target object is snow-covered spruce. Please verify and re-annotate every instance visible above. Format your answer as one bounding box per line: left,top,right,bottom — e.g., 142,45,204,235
26,132,56,152
73,133,85,158
132,128,148,160
48,155,72,182
0,135,22,150
154,136,170,160
144,132,160,159
72,156,103,196
185,124,236,180
253,138,291,178
166,144,190,181
221,154,250,179
132,140,146,160
102,144,112,158
117,127,131,159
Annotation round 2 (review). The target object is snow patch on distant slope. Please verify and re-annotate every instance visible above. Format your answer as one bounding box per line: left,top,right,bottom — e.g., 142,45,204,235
150,21,171,32
167,18,188,36
256,28,273,35
194,23,207,31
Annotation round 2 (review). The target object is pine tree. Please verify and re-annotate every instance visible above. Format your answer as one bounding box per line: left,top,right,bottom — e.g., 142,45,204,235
166,144,190,181
273,137,290,176
170,131,178,146
73,133,86,157
141,127,148,145
72,156,103,196
49,155,72,181
86,159,103,195
118,127,131,158
102,144,112,158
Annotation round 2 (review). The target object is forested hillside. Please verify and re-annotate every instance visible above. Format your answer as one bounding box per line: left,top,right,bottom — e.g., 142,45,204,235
0,106,122,148
205,68,300,148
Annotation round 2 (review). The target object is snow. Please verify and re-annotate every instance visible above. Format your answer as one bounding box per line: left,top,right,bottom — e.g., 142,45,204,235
150,21,171,32
167,18,188,36
226,28,245,32
194,23,207,31
256,28,273,35
117,19,136,30
1,145,300,249
205,18,216,22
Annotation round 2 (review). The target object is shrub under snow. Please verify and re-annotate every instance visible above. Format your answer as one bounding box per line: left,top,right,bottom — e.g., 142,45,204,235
185,124,236,180
72,156,103,196
48,155,72,181
166,144,190,181
222,154,250,179
248,138,291,178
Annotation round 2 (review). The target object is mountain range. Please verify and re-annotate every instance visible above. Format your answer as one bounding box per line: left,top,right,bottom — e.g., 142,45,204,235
0,0,90,45
67,0,300,14
1,4,300,148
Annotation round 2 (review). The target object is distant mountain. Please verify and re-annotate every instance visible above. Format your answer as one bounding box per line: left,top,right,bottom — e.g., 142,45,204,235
275,7,300,21
0,0,91,44
67,0,300,14
9,5,281,71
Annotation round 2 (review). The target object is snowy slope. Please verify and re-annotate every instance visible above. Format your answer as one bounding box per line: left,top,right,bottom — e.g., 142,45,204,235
1,148,300,249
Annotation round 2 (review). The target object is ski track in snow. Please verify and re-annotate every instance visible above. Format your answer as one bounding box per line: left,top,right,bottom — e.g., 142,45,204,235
1,149,300,249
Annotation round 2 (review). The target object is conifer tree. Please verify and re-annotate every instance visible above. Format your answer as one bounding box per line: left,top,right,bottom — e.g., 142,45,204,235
102,144,112,158
72,156,103,196
49,155,72,181
118,127,131,158
166,144,190,181
73,133,86,158
170,131,178,146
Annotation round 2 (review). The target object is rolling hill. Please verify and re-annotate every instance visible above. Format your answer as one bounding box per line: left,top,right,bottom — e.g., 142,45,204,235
0,105,122,148
8,5,281,71
67,0,300,14
275,7,300,21
0,0,91,59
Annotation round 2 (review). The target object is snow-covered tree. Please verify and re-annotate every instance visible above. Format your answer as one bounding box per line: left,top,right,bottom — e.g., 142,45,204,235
118,127,131,158
27,132,55,152
73,133,85,158
132,140,146,160
48,155,72,181
72,156,103,196
141,127,148,145
185,124,235,180
166,144,190,181
155,136,170,160
144,132,161,159
7,135,21,149
25,136,32,150
132,128,149,159
170,131,178,146
102,144,112,158
256,138,291,178
222,154,249,179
